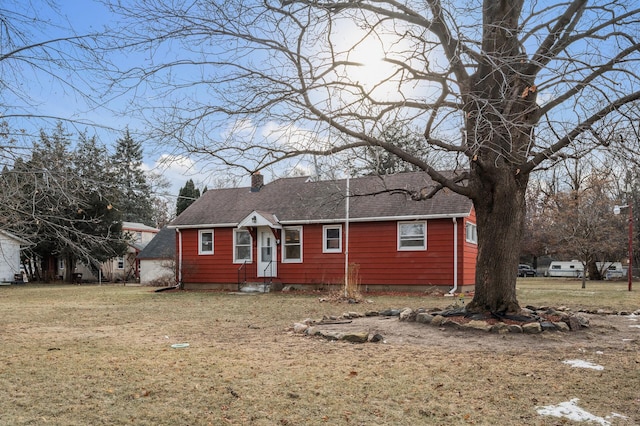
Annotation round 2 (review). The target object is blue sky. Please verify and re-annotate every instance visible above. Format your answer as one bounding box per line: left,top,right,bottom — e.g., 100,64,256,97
3,0,225,199
6,1,360,196
8,0,639,202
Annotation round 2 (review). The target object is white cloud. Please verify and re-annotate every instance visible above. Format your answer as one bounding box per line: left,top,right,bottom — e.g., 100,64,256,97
146,154,199,196
261,121,328,151
220,117,258,141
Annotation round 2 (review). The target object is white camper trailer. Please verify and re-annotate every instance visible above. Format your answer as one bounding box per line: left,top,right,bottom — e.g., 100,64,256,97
547,260,584,277
596,262,626,279
548,260,626,279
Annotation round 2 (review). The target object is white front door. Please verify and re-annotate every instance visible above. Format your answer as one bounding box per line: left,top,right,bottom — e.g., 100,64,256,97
257,229,277,277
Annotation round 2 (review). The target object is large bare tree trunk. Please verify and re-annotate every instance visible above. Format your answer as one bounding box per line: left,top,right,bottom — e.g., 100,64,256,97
466,169,528,314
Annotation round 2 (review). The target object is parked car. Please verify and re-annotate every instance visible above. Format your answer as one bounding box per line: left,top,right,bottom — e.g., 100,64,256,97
518,264,537,277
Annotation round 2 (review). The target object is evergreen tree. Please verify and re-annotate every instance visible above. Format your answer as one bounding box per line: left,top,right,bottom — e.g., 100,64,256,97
4,124,129,282
176,179,201,216
73,132,128,268
353,126,432,176
111,129,155,225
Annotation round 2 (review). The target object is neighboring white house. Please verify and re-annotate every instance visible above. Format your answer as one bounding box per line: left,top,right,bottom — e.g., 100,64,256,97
137,227,176,285
76,222,159,282
0,230,27,283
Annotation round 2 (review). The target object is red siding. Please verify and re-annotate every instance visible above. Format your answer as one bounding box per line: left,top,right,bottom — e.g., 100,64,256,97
178,215,477,288
461,211,478,286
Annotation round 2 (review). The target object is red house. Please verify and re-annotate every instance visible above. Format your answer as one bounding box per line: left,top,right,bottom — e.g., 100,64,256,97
169,171,477,293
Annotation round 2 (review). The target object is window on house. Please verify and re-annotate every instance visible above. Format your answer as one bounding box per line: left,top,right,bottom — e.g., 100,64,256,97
199,230,214,255
283,227,302,262
136,232,142,243
323,225,342,253
117,256,125,269
234,229,252,263
398,222,426,250
58,259,65,270
465,222,478,244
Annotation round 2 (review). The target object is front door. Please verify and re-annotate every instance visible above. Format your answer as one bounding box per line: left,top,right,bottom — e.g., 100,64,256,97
257,229,277,277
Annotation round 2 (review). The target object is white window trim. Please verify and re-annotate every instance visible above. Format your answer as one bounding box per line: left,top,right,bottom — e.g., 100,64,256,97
233,229,252,263
282,226,303,263
397,221,427,251
116,256,125,269
465,222,478,244
323,224,342,253
198,229,214,255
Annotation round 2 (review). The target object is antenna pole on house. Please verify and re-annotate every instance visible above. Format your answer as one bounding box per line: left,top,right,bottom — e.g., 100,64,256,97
344,169,350,298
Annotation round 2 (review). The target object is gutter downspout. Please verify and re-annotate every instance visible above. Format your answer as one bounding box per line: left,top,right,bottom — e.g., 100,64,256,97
449,217,458,295
177,228,183,289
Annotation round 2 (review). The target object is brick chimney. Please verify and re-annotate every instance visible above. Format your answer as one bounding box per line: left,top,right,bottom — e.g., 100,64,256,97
251,172,264,192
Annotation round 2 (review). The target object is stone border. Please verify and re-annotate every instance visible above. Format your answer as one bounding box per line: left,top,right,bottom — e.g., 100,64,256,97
292,305,640,343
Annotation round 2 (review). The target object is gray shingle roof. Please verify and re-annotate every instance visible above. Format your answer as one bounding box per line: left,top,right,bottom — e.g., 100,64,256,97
170,171,472,227
137,227,176,259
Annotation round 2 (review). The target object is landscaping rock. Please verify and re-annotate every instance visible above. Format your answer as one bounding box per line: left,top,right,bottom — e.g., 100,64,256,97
554,321,570,332
520,307,534,316
522,322,542,334
379,309,401,316
399,308,416,322
575,313,590,328
416,313,434,324
364,311,379,317
540,321,557,332
430,315,446,326
293,322,309,333
368,333,384,343
565,316,581,331
441,318,459,328
490,323,510,334
507,324,523,333
463,320,491,332
318,331,342,341
341,331,370,343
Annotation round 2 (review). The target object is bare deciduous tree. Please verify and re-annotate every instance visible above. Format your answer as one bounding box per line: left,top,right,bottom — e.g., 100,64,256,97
102,0,640,313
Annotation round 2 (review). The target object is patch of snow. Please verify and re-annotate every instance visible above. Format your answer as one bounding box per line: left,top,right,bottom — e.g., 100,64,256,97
595,351,604,355
536,398,610,425
628,325,640,329
562,359,604,370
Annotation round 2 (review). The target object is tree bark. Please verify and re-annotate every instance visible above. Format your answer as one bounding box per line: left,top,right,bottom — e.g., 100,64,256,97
466,168,528,314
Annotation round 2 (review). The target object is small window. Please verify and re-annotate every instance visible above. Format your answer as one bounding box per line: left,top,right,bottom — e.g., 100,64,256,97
58,259,65,270
234,229,252,263
398,222,426,251
569,265,575,269
136,232,142,243
117,256,125,269
465,222,477,244
552,265,561,270
283,227,302,262
323,225,342,253
199,230,214,255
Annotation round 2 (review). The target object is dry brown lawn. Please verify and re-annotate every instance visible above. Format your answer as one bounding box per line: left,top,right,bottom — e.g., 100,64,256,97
0,279,639,425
